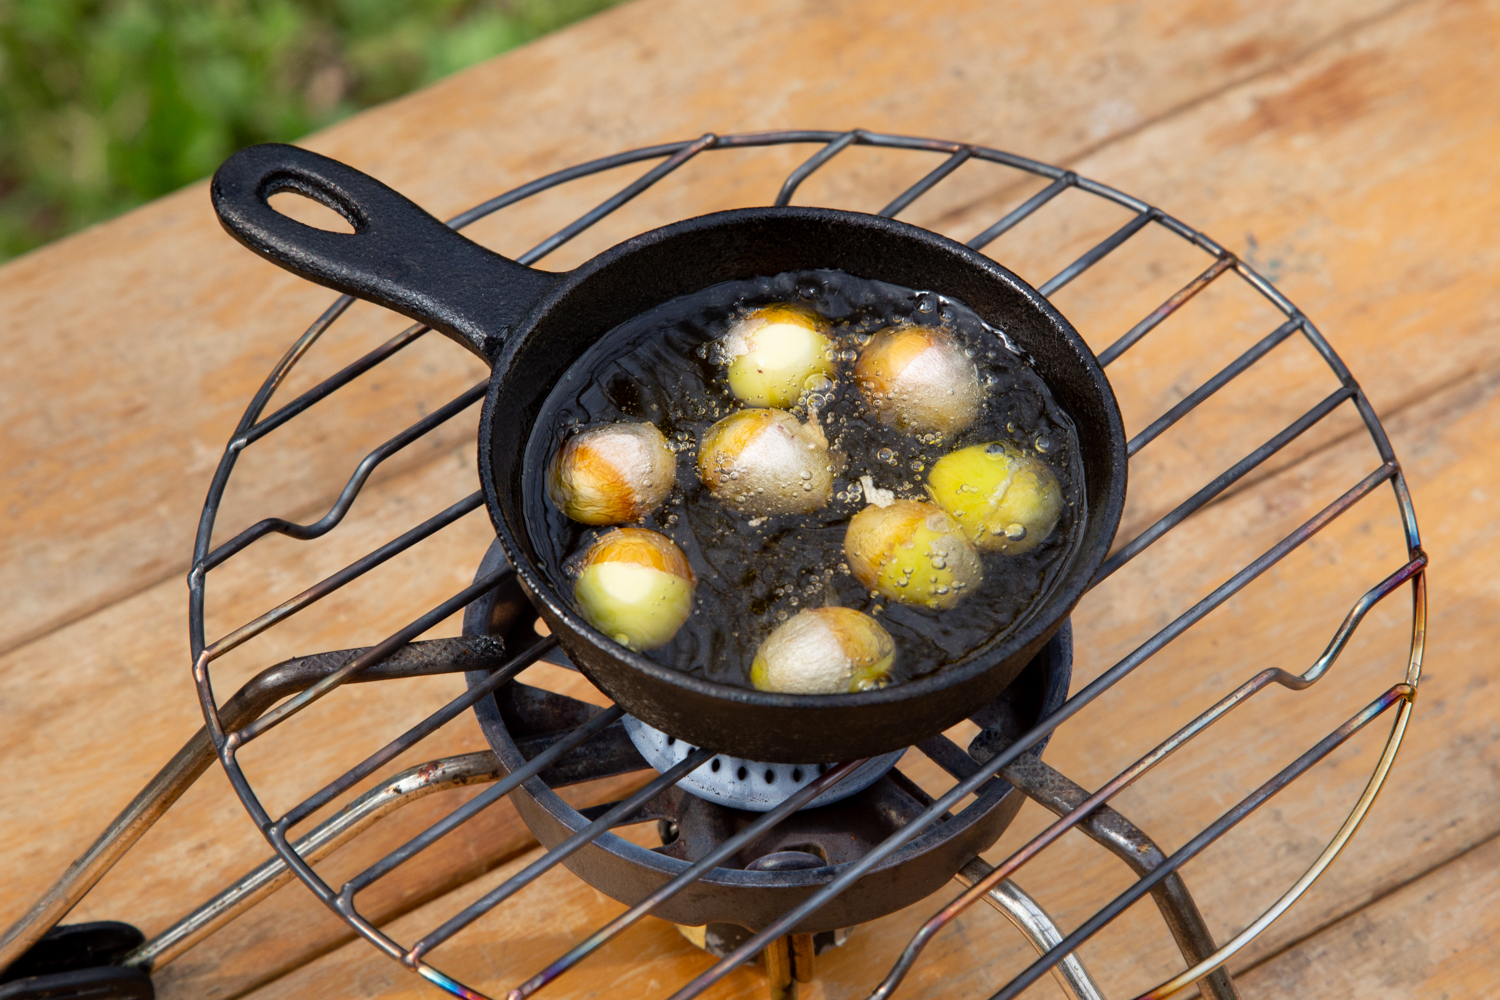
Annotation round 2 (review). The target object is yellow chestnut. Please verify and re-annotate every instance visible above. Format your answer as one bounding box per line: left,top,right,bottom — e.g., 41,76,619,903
721,304,836,408
698,408,833,516
548,422,676,525
854,325,981,435
573,528,696,651
927,443,1062,554
750,607,897,694
844,499,983,610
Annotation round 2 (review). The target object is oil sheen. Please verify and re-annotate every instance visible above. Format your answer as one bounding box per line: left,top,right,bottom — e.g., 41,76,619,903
525,269,1085,690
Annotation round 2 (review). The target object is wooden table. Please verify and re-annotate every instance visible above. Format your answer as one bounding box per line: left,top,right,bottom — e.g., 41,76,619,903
2,1,1497,997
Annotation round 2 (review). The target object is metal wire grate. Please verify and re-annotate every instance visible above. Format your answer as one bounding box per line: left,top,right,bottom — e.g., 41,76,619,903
0,129,1425,1000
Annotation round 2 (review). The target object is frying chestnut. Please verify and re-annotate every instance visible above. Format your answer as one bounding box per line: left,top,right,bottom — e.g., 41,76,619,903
750,606,897,694
697,407,833,516
844,499,982,610
854,325,981,435
721,304,835,408
548,422,676,525
573,528,696,651
927,442,1062,554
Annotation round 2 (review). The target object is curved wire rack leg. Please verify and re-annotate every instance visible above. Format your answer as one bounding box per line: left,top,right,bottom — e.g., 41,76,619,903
955,859,1105,1000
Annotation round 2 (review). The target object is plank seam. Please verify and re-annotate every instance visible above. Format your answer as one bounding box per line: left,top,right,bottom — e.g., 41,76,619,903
0,0,1434,663
922,0,1428,234
1183,356,1500,521
1231,826,1500,980
0,439,480,661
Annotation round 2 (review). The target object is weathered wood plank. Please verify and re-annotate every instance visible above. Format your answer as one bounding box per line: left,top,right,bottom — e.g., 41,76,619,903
222,320,1496,1000
6,1,1499,998
0,443,642,999
0,0,1410,655
1236,833,1500,998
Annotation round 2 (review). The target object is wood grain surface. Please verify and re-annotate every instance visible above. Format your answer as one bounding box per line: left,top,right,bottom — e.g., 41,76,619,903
2,0,1496,998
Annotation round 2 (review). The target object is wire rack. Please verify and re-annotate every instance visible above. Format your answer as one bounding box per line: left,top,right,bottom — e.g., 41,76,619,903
0,129,1425,1000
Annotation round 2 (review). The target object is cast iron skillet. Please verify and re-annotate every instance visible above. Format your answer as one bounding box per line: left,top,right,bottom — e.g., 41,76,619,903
211,143,1127,764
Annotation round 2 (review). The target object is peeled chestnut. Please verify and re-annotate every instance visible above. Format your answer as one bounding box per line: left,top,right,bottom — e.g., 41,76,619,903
844,499,983,610
854,325,981,435
750,607,896,694
721,304,835,408
927,442,1062,554
697,408,833,516
548,422,676,525
573,528,696,651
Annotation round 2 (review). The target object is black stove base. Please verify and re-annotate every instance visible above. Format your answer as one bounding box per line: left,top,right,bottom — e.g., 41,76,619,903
463,540,1071,934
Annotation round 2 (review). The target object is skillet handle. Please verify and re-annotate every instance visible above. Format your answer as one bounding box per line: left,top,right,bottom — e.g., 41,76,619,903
210,143,558,363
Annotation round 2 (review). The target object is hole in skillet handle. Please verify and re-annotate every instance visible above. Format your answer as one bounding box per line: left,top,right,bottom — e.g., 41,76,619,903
267,190,357,234
210,142,560,363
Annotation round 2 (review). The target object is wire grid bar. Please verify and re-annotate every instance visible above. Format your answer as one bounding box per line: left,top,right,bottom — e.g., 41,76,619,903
184,130,1423,1000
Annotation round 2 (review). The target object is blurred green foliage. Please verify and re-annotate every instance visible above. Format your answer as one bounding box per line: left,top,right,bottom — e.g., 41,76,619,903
0,0,624,260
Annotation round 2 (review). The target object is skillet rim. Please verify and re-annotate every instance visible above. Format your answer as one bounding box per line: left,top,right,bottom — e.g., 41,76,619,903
477,205,1126,716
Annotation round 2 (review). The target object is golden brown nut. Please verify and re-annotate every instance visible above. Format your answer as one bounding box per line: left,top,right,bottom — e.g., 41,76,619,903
927,442,1062,554
548,422,676,525
750,607,896,694
573,528,696,650
854,325,981,435
697,408,833,516
721,304,835,408
844,499,983,609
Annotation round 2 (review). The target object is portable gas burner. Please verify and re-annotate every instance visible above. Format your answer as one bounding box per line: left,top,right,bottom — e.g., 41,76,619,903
0,130,1424,1000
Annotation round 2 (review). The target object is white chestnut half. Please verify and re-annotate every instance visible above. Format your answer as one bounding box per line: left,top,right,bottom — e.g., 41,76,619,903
854,325,981,435
548,421,676,525
697,408,833,516
721,304,835,408
750,607,897,694
573,528,696,651
927,442,1062,554
844,499,983,610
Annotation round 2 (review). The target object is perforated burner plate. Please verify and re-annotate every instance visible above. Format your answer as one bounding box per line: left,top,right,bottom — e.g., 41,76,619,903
623,715,905,812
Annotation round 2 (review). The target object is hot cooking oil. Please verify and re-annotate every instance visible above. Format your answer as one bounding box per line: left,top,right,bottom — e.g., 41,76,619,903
525,269,1085,690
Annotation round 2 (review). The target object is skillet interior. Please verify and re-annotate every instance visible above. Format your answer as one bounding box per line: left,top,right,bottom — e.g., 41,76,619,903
481,207,1125,763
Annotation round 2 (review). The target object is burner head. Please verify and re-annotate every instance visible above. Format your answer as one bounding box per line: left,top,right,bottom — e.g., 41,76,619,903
622,716,904,812
465,539,1073,933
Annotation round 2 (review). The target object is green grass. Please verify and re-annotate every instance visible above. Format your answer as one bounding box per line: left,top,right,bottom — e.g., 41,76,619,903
0,0,625,260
